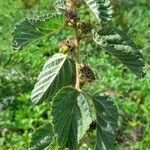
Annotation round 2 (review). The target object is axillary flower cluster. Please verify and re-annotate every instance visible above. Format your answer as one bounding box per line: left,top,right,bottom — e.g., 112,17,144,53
58,0,95,89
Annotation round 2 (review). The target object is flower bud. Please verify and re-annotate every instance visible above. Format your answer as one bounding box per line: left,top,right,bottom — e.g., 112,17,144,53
59,39,77,54
79,64,96,87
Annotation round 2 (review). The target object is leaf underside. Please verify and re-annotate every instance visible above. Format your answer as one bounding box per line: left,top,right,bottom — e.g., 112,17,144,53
83,0,113,23
51,87,92,150
93,94,118,150
31,53,76,104
12,13,64,51
93,27,145,78
30,123,54,150
54,0,66,14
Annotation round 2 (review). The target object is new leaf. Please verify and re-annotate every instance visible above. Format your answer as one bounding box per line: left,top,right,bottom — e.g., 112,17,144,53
93,94,118,150
12,13,64,51
93,27,145,78
31,53,75,104
51,87,92,150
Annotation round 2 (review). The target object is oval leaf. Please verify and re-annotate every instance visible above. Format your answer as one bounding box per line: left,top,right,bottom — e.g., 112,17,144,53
51,87,92,149
93,27,145,78
31,53,75,104
92,94,118,150
12,13,64,51
83,0,113,23
30,123,54,150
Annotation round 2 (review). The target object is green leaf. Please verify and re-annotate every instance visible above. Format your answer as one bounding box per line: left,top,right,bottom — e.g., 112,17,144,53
31,53,75,104
12,13,64,51
30,123,54,150
51,87,92,150
54,0,66,14
93,27,145,78
92,94,118,150
83,0,113,23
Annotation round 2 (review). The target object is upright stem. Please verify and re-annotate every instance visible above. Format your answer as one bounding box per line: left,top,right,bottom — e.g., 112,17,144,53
70,0,81,90
74,24,80,90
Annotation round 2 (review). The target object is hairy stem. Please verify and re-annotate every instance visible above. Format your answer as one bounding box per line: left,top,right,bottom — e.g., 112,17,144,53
71,0,81,90
74,24,80,90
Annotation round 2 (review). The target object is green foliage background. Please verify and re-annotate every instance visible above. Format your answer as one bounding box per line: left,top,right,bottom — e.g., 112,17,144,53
0,0,150,149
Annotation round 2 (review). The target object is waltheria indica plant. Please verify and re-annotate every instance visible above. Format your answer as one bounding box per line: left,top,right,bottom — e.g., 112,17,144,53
12,0,145,149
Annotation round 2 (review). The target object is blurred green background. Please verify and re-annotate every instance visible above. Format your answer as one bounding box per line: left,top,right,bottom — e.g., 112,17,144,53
0,0,150,149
